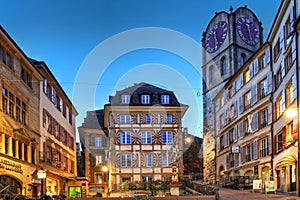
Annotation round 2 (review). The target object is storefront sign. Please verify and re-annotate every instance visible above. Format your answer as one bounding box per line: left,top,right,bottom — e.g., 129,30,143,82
265,181,275,193
0,159,23,174
253,180,262,190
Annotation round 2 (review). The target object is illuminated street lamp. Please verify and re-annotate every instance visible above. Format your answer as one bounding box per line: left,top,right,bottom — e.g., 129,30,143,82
37,169,47,196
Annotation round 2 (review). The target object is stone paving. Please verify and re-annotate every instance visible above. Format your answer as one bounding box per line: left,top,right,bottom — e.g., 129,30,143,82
219,187,300,200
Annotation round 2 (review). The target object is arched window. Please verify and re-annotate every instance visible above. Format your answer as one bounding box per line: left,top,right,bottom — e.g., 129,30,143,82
221,57,226,75
241,53,247,66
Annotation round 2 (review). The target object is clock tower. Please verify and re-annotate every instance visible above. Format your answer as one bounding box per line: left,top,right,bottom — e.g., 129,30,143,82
201,6,263,184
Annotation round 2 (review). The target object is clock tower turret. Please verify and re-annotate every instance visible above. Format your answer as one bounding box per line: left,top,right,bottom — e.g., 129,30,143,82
202,6,263,184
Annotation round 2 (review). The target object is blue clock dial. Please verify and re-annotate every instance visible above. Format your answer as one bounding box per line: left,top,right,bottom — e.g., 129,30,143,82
205,21,228,53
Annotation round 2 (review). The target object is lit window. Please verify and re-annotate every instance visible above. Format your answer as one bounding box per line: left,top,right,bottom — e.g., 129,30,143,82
95,155,103,166
161,95,170,104
141,95,150,104
96,174,103,184
244,69,250,83
286,81,293,106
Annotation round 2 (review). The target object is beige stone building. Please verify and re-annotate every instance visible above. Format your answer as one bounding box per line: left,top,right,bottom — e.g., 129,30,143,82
214,42,272,188
78,110,109,197
31,60,78,197
203,0,300,194
268,0,298,193
103,82,188,192
0,25,43,197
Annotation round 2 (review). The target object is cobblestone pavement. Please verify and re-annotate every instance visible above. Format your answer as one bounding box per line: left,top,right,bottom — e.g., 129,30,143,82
219,188,300,200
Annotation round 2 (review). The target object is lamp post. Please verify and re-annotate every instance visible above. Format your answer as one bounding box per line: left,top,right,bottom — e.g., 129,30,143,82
37,169,47,196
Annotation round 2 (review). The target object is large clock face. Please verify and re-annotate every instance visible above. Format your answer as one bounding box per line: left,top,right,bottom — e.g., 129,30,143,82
237,17,259,46
205,21,228,53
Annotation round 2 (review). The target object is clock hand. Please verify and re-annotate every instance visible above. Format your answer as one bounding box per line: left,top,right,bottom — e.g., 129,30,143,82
246,23,252,41
213,30,218,46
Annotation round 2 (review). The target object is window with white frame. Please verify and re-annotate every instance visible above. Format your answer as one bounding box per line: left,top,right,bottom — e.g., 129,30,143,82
146,115,152,124
162,131,173,144
141,95,150,104
95,137,103,147
121,94,130,104
162,153,172,166
146,154,152,167
259,137,268,158
120,115,131,124
286,121,293,145
120,132,131,144
95,155,103,166
95,174,103,184
259,78,268,99
166,115,172,124
259,108,268,129
161,95,170,104
244,91,251,110
121,154,132,167
277,132,283,152
141,132,152,144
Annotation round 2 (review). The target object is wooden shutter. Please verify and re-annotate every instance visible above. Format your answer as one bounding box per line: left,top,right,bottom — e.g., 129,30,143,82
253,140,258,160
251,84,258,106
240,146,244,164
268,134,272,155
90,135,95,146
290,7,294,33
280,27,285,50
234,153,239,167
249,64,254,79
240,74,244,88
43,109,47,128
273,135,277,155
268,103,272,125
292,39,296,62
252,111,259,132
282,90,286,111
253,59,259,75
292,75,297,101
226,154,230,169
234,125,238,142
234,100,238,118
239,96,244,114
267,71,272,94
281,60,285,78
238,121,244,139
51,118,56,135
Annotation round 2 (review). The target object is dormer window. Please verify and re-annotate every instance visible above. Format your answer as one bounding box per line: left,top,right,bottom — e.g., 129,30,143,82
121,94,130,104
161,95,170,104
141,95,150,104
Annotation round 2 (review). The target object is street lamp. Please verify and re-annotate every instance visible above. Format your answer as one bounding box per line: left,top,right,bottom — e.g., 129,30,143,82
37,169,47,196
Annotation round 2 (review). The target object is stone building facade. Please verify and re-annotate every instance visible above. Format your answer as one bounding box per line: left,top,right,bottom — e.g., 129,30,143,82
0,25,43,197
202,6,263,184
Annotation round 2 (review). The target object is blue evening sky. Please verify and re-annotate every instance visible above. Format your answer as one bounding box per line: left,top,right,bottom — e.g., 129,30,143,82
0,0,280,138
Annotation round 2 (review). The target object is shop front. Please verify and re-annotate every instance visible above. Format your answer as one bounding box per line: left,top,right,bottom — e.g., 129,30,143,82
0,157,37,197
275,155,296,192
